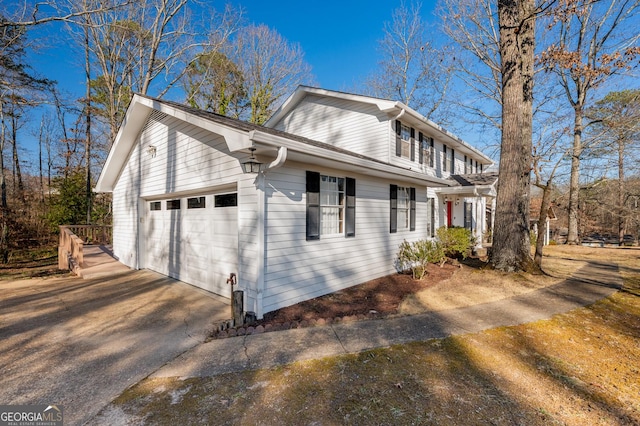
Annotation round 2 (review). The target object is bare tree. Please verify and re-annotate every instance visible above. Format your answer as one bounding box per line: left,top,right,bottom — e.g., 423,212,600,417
230,24,314,124
365,1,454,123
439,0,503,131
588,89,640,243
539,0,640,245
78,0,240,143
0,0,130,28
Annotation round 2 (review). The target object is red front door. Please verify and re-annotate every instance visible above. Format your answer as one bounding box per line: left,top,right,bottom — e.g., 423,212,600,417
447,201,453,227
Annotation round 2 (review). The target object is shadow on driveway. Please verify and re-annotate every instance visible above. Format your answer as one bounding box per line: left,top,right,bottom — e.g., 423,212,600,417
0,270,229,425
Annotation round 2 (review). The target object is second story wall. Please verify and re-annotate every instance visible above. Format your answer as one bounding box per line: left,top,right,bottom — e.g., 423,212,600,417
271,94,390,160
390,118,486,179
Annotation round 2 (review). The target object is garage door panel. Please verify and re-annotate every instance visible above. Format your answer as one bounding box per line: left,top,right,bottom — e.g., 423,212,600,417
144,194,238,298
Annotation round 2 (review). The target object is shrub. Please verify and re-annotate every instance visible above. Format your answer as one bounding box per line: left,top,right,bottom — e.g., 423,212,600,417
396,239,445,280
436,226,475,259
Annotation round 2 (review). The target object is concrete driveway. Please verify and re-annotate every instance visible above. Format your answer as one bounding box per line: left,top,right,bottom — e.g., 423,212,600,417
0,270,230,425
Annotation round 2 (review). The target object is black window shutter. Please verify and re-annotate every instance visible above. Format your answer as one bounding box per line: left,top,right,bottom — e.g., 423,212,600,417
418,132,424,164
395,120,402,157
410,187,416,231
430,138,434,168
443,145,447,172
390,184,398,233
451,148,455,173
410,128,415,161
345,177,356,237
306,171,320,240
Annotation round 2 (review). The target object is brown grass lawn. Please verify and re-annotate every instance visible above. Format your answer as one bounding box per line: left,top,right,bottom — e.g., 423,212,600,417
101,246,640,425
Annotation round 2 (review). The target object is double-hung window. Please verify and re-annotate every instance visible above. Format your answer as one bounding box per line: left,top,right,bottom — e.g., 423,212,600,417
320,175,344,235
419,133,434,167
426,198,435,238
464,202,473,230
390,185,416,233
306,171,356,240
395,121,415,160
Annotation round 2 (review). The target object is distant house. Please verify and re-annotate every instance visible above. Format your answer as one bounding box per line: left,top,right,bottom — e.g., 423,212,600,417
95,86,496,319
529,198,558,245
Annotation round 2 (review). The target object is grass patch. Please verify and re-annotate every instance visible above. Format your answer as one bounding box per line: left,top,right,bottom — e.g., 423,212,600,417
102,246,640,425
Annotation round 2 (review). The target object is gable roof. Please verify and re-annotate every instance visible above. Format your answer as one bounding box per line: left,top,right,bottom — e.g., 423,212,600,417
265,86,494,166
95,94,461,192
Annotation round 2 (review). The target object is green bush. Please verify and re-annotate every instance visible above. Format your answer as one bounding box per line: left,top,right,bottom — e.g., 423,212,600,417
396,239,445,280
436,226,475,259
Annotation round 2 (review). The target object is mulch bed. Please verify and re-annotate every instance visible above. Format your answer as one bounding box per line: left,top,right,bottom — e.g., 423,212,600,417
257,262,457,326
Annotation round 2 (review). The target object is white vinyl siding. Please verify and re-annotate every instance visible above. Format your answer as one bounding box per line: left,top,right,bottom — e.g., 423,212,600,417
262,164,430,314
271,94,389,160
110,113,258,304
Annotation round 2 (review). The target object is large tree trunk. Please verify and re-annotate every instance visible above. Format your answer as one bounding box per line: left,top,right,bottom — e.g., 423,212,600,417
491,0,537,272
566,108,583,244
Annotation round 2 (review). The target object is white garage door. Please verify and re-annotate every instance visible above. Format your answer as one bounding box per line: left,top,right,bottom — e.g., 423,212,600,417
144,192,238,297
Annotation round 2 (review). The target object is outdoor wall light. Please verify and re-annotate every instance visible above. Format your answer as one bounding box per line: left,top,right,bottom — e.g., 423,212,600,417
146,145,157,157
241,147,263,173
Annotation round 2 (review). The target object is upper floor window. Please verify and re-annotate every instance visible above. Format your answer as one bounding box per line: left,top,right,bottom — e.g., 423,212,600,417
464,155,469,174
395,120,415,161
419,133,435,168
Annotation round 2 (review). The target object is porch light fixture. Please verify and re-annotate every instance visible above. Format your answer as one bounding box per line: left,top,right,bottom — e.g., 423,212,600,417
242,147,263,173
146,145,157,157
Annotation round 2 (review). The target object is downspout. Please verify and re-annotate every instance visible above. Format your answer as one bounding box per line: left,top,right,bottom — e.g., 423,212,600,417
263,146,288,171
254,146,287,319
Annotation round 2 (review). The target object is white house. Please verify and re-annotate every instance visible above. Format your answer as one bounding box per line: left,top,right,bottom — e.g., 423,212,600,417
95,86,496,319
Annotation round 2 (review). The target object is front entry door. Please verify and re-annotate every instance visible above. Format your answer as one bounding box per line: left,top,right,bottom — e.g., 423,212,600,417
446,201,453,227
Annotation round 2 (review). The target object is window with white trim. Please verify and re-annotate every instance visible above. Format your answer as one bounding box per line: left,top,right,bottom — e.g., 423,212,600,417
397,187,410,230
320,175,345,235
390,185,416,233
306,172,356,240
426,198,435,237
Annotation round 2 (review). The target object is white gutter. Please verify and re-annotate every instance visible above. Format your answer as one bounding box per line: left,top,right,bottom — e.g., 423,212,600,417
263,146,288,171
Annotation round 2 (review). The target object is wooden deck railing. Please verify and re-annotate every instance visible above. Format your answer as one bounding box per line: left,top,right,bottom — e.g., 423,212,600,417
58,225,112,272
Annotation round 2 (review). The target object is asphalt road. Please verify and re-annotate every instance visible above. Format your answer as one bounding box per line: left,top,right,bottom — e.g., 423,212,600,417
0,270,229,425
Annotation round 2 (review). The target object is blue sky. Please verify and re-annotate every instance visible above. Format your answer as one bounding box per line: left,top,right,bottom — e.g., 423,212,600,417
225,0,438,91
26,0,441,98
20,0,447,166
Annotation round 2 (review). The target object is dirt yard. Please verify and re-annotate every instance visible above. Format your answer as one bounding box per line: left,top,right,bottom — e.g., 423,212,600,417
254,249,583,329
103,245,640,425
